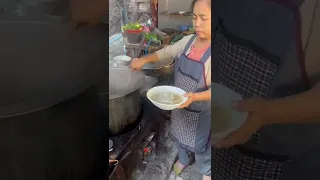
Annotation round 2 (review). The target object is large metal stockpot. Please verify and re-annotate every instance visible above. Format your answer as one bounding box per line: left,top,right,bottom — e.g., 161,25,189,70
108,67,145,135
108,89,142,135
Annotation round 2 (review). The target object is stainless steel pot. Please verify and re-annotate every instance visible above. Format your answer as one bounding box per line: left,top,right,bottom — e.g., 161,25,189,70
142,59,175,79
108,67,144,135
108,89,141,135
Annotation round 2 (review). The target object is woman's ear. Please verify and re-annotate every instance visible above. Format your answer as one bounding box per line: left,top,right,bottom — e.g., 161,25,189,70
69,0,108,26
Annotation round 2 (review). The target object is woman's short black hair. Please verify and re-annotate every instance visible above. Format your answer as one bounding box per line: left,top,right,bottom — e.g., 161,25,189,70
191,0,196,11
191,0,211,11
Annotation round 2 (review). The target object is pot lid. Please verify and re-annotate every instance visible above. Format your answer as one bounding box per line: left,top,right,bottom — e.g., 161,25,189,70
109,67,145,99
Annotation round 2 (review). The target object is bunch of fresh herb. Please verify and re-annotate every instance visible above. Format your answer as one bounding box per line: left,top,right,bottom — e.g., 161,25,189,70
143,32,161,43
122,22,142,31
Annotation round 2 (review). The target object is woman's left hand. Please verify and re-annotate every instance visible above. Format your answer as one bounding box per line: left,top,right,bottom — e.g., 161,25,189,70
215,97,271,148
178,93,196,109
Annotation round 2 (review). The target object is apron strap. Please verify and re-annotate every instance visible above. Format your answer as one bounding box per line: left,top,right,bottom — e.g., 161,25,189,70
182,35,197,54
200,46,211,63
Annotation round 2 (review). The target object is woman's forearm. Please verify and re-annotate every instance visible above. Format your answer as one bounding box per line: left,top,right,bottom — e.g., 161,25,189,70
266,85,320,125
141,53,160,63
194,89,211,101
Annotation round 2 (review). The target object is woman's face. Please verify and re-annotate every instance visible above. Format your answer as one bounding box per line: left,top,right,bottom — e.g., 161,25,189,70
192,0,211,40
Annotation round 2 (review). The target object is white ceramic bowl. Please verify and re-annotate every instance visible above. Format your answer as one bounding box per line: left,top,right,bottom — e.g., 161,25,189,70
113,55,132,66
147,86,188,110
211,82,248,144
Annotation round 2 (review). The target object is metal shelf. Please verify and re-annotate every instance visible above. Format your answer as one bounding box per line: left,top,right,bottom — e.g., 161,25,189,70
160,11,192,17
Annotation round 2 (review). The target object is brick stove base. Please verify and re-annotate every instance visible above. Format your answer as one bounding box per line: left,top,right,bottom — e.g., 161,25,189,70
108,96,168,180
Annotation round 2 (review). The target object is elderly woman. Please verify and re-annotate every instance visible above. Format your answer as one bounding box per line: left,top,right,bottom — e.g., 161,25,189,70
131,0,212,179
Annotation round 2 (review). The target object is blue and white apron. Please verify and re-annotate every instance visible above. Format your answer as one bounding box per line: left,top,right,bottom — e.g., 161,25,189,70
211,0,320,179
169,35,211,154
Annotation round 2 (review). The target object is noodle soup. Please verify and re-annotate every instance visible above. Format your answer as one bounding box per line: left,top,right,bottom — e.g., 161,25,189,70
150,92,184,105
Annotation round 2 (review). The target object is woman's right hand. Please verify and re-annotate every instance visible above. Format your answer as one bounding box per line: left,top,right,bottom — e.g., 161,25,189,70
130,58,147,71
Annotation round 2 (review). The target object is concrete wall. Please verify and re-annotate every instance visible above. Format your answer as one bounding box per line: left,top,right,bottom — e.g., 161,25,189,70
109,0,193,35
157,0,193,29
109,0,122,36
109,0,152,36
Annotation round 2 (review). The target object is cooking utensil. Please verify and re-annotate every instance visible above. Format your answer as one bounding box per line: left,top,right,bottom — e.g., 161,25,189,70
144,41,151,55
142,59,175,78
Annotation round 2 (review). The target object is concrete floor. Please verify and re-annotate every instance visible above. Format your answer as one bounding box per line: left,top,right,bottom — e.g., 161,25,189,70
132,122,202,180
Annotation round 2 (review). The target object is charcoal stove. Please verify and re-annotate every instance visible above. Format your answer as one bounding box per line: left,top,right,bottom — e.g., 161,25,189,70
107,76,173,180
108,95,169,180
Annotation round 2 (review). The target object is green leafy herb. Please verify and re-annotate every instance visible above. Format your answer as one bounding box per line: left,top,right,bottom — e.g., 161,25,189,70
122,22,142,31
143,32,160,43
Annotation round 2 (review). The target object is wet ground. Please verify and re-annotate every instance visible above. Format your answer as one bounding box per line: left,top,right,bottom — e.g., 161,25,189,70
132,121,202,180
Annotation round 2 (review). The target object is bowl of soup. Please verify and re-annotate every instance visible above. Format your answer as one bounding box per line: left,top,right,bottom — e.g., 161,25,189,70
211,83,248,145
147,86,188,110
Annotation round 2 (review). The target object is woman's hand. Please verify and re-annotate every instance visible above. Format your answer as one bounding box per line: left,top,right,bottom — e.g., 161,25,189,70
130,58,148,71
178,93,196,108
215,97,271,148
178,90,211,108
